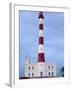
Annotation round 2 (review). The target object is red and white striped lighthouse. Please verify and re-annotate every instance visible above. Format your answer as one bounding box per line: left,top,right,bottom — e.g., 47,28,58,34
38,12,45,62
37,12,46,77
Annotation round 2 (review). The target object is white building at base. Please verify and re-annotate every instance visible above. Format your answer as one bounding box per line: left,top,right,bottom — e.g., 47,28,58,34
24,12,57,78
25,56,56,78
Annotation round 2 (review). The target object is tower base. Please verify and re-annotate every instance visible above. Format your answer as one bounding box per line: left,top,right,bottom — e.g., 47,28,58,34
37,62,46,77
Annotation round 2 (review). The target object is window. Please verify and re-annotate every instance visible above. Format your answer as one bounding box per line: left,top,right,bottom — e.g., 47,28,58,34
28,66,30,70
28,73,30,77
48,72,50,76
40,48,42,50
52,66,53,69
40,72,43,77
41,64,42,66
48,66,50,69
52,72,53,77
32,73,34,77
32,66,34,70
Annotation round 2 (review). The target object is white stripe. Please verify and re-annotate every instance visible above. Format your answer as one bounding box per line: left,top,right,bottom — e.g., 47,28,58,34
39,18,43,24
38,44,44,53
39,30,43,37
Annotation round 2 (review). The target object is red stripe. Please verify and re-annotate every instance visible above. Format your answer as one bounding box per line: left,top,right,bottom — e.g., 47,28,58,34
38,53,45,62
39,37,44,44
39,24,43,30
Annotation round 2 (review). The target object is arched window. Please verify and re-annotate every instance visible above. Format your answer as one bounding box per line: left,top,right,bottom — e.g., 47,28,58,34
28,66,30,70
28,73,30,77
52,72,54,77
40,72,43,77
52,66,53,69
32,73,34,77
48,72,50,76
48,66,50,69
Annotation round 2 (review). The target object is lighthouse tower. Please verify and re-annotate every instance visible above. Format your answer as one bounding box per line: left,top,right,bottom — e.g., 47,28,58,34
37,12,46,77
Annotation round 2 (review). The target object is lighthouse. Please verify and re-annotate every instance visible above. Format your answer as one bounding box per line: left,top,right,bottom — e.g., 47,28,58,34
24,12,57,79
37,12,46,77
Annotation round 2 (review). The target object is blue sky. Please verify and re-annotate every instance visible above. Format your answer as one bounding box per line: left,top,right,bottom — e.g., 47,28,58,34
19,11,64,77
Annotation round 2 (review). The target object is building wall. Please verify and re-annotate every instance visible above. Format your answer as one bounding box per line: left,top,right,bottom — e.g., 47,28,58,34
46,64,57,77
25,64,37,78
25,62,57,78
